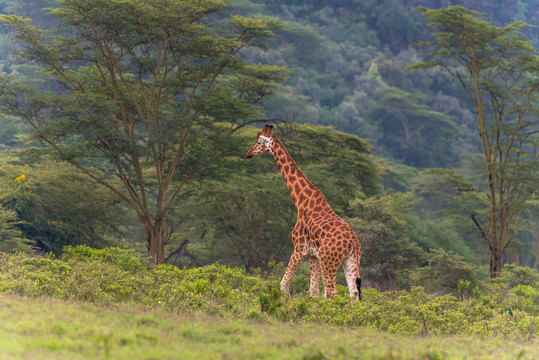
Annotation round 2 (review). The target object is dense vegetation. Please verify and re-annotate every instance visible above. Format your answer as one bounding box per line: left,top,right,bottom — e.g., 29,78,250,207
0,2,537,357
1,247,538,341
0,0,537,311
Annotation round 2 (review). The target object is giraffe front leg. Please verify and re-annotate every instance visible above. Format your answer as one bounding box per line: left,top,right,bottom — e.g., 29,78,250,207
280,247,304,297
309,257,321,297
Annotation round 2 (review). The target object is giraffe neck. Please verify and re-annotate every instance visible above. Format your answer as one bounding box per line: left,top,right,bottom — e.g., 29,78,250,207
271,139,323,210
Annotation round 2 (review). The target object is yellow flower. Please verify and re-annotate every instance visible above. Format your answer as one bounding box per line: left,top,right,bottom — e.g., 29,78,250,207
14,174,27,183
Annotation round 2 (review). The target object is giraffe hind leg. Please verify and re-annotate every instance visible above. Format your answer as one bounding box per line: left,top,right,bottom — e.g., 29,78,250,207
320,259,338,298
343,250,360,301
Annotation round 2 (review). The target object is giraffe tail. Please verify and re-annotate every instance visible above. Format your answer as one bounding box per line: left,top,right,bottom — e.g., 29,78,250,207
354,242,362,301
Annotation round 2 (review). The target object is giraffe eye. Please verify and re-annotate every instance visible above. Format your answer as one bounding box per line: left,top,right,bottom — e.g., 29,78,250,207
257,142,261,145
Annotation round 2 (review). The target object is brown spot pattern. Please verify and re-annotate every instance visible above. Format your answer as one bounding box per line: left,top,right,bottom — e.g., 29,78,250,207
247,129,362,301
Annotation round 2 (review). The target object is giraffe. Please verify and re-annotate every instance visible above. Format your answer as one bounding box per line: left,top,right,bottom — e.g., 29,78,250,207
246,124,362,301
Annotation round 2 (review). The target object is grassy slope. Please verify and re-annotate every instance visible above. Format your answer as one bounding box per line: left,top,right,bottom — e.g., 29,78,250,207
0,294,537,360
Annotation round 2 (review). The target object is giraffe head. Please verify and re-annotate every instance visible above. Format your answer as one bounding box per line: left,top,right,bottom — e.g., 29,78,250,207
246,124,275,158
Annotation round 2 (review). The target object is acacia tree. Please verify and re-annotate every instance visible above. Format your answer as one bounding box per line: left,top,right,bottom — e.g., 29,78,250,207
0,0,286,264
410,6,539,278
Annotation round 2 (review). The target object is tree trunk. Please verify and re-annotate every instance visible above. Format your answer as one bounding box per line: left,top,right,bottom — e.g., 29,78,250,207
506,251,520,265
490,250,503,279
146,218,166,265
471,214,504,279
246,251,257,273
173,239,189,267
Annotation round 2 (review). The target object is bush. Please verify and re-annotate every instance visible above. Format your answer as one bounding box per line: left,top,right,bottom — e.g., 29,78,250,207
410,249,478,294
62,245,146,273
494,264,539,288
0,246,537,341
0,159,125,254
346,196,425,290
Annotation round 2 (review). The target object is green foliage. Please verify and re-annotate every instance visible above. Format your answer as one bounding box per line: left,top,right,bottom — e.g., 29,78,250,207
0,114,29,148
346,195,425,290
259,282,283,315
279,124,380,203
377,156,419,193
0,0,288,263
0,155,125,253
62,245,145,273
370,86,458,168
1,247,538,342
0,0,537,287
411,5,539,278
2,0,537,176
278,20,325,65
366,63,383,84
413,165,539,276
237,1,500,171
403,214,472,260
0,205,34,253
410,249,478,294
493,264,539,288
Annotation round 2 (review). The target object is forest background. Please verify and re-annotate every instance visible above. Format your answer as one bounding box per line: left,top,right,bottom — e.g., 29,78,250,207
0,0,538,293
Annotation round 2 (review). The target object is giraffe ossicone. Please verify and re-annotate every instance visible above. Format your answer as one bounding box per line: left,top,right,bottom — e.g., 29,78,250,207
246,124,362,301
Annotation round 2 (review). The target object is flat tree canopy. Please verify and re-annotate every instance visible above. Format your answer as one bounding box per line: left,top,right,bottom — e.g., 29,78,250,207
0,0,287,264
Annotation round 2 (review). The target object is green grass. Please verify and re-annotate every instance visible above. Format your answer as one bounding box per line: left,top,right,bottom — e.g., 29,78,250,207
0,247,537,359
0,293,537,360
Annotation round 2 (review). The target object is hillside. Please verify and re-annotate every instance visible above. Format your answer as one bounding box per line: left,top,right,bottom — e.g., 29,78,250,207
243,0,539,168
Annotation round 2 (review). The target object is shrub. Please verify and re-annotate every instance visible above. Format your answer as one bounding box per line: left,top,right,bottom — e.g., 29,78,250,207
410,249,478,294
0,159,125,254
62,245,146,273
346,196,426,290
494,264,539,288
0,246,537,341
